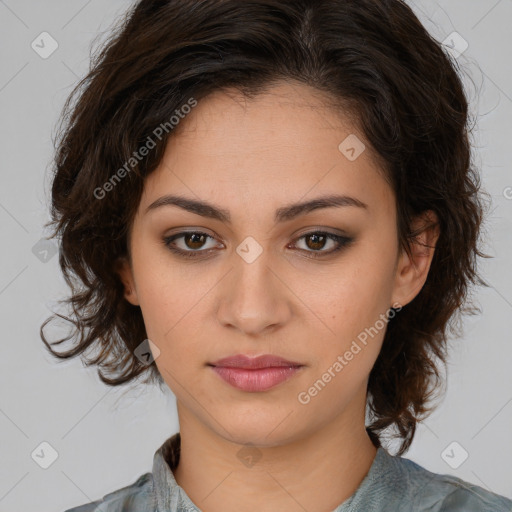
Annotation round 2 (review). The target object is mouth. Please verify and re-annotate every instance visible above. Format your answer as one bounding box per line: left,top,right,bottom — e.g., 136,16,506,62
208,354,304,392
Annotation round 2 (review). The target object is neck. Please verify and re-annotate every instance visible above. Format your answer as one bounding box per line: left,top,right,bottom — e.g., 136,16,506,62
173,392,378,512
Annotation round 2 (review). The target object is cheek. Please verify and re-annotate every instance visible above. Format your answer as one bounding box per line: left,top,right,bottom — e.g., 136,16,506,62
134,267,213,376
298,253,395,397
297,272,391,411
302,253,394,343
132,240,196,326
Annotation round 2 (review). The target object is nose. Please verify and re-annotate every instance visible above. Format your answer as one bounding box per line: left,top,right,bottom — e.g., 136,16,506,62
215,251,292,337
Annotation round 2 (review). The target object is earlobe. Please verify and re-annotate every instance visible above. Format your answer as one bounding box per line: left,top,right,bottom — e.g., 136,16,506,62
391,210,440,308
114,256,140,306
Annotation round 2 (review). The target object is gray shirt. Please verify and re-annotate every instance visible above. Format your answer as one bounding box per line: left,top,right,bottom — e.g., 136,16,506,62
65,433,512,511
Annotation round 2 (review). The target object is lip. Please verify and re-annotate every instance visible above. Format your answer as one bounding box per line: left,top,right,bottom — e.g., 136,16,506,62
210,354,303,369
209,354,304,392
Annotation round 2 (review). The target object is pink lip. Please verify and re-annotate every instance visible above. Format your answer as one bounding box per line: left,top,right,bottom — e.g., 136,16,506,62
209,354,304,392
210,354,302,369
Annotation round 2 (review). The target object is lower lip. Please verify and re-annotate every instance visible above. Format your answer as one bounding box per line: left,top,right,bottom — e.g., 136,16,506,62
211,366,302,392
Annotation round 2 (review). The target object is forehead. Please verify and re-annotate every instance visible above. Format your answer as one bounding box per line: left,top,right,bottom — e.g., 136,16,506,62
139,82,395,222
172,82,363,155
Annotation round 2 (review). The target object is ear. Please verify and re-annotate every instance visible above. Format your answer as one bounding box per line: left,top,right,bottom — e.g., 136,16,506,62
391,210,440,308
114,256,140,306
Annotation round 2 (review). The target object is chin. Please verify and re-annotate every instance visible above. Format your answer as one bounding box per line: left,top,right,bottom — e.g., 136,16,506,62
211,412,306,448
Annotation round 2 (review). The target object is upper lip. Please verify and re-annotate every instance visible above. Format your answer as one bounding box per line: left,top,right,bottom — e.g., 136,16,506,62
209,354,303,369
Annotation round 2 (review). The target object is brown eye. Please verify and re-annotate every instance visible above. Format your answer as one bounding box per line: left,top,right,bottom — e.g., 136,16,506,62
291,231,354,259
163,231,220,258
304,233,328,251
183,232,208,250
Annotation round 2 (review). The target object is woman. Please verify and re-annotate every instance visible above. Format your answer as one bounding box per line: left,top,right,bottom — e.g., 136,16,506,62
41,0,512,510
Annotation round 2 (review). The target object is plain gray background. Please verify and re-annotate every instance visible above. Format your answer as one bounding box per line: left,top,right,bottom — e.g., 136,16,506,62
0,1,511,511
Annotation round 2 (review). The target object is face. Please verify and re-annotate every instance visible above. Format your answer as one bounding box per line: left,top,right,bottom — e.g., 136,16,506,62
117,81,437,447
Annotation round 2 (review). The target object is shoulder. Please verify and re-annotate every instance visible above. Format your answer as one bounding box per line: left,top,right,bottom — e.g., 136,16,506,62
63,472,155,512
393,453,512,512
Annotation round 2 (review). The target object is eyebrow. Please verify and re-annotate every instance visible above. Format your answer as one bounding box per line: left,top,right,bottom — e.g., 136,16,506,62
144,194,368,223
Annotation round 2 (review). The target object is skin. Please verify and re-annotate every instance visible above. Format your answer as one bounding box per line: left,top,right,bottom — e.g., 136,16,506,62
117,81,439,512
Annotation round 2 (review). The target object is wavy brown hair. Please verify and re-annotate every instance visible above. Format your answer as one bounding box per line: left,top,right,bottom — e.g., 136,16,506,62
41,0,490,456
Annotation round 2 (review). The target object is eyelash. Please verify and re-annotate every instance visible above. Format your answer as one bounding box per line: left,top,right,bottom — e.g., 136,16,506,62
162,230,353,260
